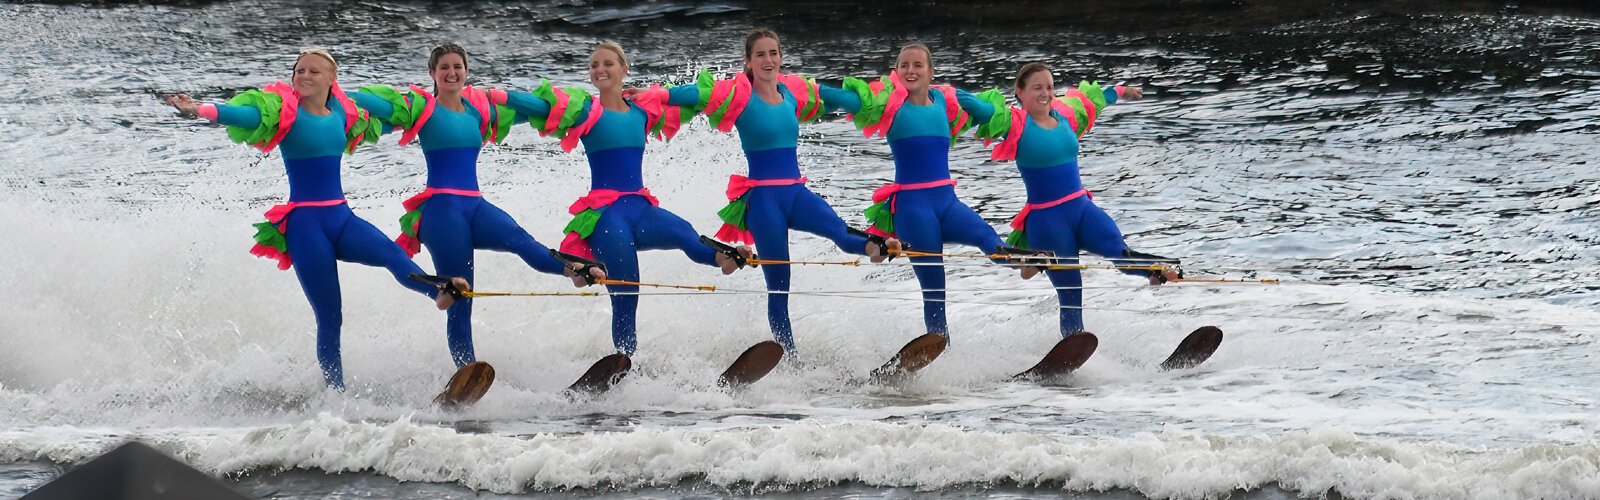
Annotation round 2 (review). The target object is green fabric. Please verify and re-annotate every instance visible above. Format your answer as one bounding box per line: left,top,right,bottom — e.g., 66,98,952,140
356,85,423,129
1005,230,1027,249
796,77,822,123
526,79,591,136
398,208,422,237
251,220,287,253
705,74,740,130
864,200,894,234
971,88,1011,140
563,208,603,239
1058,81,1109,138
1059,97,1091,138
1078,80,1109,111
945,97,976,143
223,90,283,147
678,69,716,124
344,112,382,154
841,77,889,130
717,198,749,230
489,103,516,143
527,80,594,137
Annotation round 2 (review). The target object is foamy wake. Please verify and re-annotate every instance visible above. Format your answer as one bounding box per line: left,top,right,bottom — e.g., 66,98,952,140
4,416,1599,499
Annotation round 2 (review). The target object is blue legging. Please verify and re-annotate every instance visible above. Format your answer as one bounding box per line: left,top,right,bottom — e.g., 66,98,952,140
419,194,567,367
744,184,869,353
1022,196,1134,336
589,196,720,354
284,204,438,389
888,186,1005,336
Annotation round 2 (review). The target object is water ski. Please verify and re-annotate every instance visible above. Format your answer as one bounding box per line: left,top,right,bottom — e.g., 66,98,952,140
1013,332,1099,380
433,361,495,409
1159,326,1224,371
717,341,785,388
566,353,632,395
869,333,948,382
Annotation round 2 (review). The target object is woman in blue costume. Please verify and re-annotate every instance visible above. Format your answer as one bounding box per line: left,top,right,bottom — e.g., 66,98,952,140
654,29,900,355
959,62,1180,337
165,49,469,389
489,41,755,355
816,44,1039,342
347,43,605,369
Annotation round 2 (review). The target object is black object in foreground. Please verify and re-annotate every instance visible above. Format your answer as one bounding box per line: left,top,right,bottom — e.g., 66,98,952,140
22,441,248,500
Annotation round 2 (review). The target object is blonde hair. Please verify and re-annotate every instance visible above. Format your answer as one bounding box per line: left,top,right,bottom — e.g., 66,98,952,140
596,40,628,69
295,47,339,77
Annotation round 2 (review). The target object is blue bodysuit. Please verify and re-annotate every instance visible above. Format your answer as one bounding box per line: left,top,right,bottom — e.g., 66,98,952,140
501,90,720,355
819,84,1006,338
959,85,1157,336
668,80,869,354
206,92,438,389
350,88,567,368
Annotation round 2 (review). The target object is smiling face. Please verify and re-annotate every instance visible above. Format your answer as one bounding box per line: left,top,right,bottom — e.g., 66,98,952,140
1015,65,1056,117
589,46,627,93
745,35,781,83
895,46,933,96
430,52,467,94
292,53,335,97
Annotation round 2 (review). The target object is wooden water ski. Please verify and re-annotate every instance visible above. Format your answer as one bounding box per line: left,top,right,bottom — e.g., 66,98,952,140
433,361,495,409
1013,333,1099,380
717,341,785,388
1159,326,1224,371
566,353,632,395
869,333,947,382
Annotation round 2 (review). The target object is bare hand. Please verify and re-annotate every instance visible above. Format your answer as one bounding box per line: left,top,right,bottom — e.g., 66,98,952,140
1120,85,1144,100
166,94,200,115
435,277,472,309
620,87,643,100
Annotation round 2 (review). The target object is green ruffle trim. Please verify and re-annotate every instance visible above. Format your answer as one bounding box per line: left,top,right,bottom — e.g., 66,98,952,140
344,113,381,154
793,77,823,123
971,88,1012,140
398,208,422,238
252,220,288,253
489,103,516,143
717,198,749,230
356,85,425,130
840,76,890,130
563,208,602,238
864,200,894,234
1057,81,1109,137
223,90,284,147
1005,230,1027,249
527,79,593,137
704,72,741,130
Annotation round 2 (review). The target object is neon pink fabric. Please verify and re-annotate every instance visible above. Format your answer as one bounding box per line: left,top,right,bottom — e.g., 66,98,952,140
725,175,807,200
871,178,957,204
396,85,497,146
198,104,218,121
258,82,298,152
715,175,809,244
559,97,605,153
394,187,483,257
1009,189,1091,232
867,178,959,237
631,85,683,140
859,72,965,139
249,199,348,270
558,188,659,259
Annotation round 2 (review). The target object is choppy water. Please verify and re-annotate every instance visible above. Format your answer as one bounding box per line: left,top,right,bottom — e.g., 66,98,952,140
2,1,1599,498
